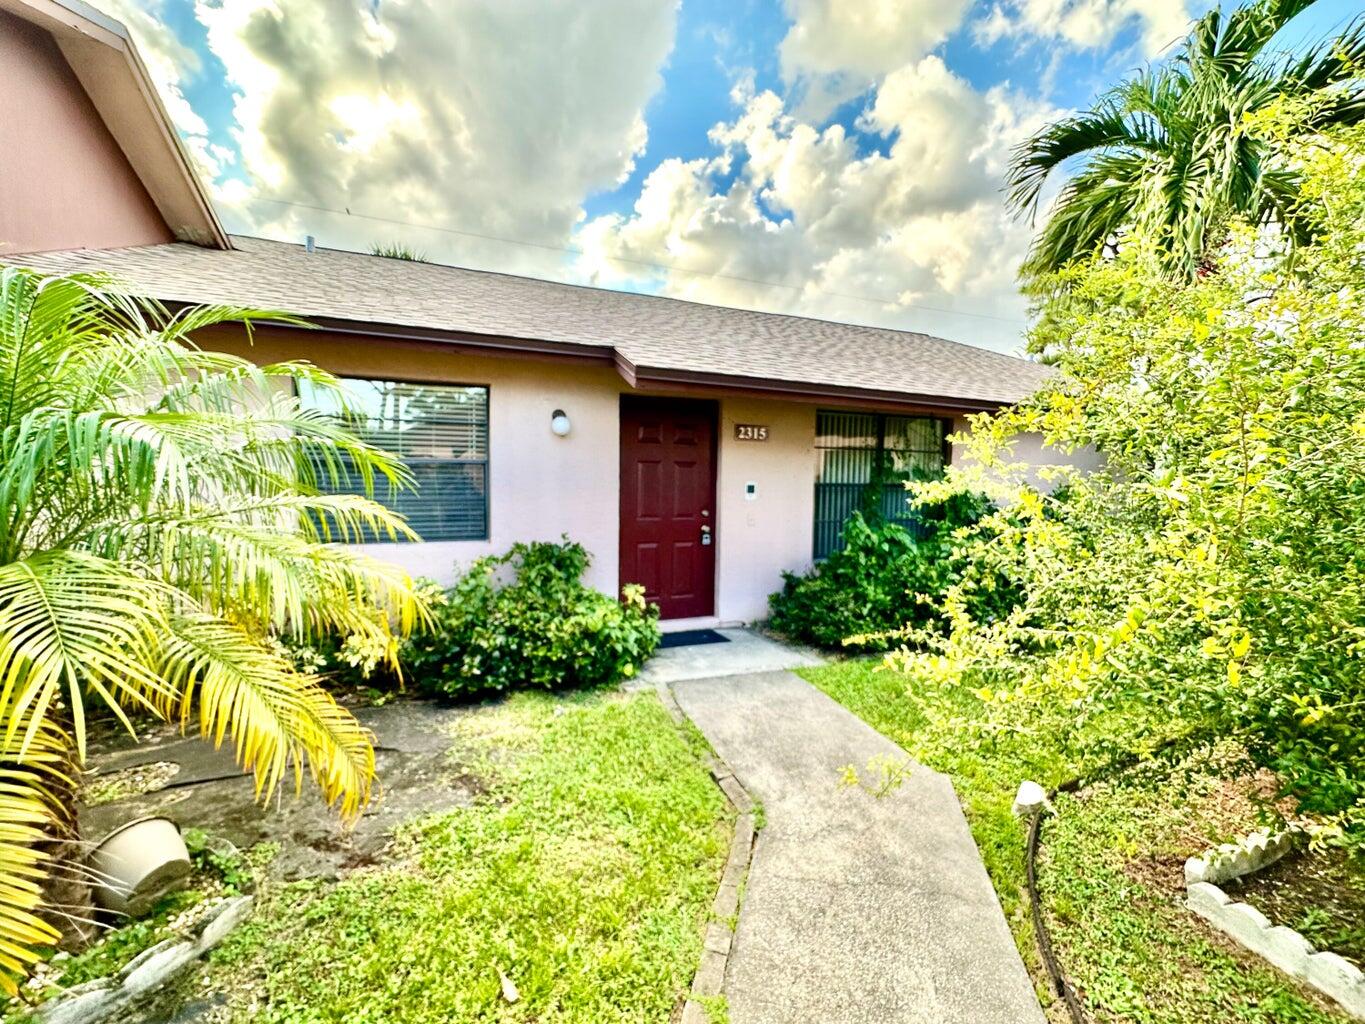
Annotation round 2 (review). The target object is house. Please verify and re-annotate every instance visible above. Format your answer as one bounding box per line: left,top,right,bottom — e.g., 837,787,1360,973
1,0,1070,628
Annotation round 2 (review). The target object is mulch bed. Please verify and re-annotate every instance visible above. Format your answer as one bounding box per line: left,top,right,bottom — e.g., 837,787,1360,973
1224,845,1365,968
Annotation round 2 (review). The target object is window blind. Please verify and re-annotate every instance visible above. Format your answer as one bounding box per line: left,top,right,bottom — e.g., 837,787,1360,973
813,411,947,559
298,377,489,542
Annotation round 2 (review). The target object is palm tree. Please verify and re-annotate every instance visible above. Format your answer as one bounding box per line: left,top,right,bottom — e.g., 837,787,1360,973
0,266,425,992
1008,0,1365,284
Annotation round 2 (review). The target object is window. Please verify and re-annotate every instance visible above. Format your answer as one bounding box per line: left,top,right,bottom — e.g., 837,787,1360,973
813,411,948,559
298,377,489,542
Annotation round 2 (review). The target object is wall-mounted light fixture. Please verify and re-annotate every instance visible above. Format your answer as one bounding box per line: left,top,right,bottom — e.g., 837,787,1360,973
550,409,571,437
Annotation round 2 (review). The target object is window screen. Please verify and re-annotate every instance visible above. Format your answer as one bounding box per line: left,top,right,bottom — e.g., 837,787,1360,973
298,377,489,542
813,411,947,559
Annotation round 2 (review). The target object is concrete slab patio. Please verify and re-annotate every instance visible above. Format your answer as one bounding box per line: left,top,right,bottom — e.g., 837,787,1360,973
671,670,1045,1024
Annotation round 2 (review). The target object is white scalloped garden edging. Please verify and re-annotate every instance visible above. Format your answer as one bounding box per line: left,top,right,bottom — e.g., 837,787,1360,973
1184,829,1295,887
1184,832,1364,1019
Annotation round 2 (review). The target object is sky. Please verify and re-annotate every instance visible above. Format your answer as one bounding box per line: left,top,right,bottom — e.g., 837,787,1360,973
99,0,1362,354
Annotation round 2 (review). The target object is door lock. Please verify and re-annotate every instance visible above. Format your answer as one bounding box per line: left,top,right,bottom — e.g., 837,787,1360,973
700,524,712,546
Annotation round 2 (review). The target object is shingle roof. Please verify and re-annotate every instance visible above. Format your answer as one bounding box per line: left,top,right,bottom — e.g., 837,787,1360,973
17,235,1047,407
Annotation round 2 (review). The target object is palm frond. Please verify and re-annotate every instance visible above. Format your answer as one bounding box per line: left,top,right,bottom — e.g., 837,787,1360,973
156,615,376,819
0,553,170,760
0,264,429,990
0,717,72,995
1020,153,1148,280
85,510,420,637
1007,98,1156,216
1218,0,1318,62
1011,0,1364,283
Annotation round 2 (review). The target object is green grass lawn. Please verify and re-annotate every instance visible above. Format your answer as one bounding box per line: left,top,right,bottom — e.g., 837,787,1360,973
801,659,1351,1024
197,690,732,1023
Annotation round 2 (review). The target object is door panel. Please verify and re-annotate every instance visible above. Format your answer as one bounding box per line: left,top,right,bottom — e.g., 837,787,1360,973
636,459,663,520
620,398,717,619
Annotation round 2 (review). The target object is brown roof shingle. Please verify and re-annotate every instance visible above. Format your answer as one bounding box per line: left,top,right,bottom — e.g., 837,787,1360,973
17,235,1047,407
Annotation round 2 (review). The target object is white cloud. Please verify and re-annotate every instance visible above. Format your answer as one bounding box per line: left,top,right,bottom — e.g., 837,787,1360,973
779,0,971,80
184,0,678,273
777,0,972,119
973,0,1195,57
104,0,1061,352
576,57,1061,352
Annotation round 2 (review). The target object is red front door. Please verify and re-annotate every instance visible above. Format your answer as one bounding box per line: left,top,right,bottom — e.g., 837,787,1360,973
619,397,717,620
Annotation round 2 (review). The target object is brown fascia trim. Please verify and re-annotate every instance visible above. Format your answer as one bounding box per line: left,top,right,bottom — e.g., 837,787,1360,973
193,309,1008,415
2,0,230,250
617,357,1009,415
251,314,620,367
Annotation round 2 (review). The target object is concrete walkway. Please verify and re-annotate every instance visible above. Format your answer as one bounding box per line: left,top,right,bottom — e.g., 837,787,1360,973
672,670,1045,1024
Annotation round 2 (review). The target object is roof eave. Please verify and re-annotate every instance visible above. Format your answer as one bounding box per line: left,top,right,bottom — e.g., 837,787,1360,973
266,313,619,365
619,359,1013,414
0,0,231,250
237,311,1013,414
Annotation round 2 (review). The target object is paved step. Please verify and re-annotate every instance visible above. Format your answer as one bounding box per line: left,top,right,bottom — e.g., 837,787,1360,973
632,628,823,686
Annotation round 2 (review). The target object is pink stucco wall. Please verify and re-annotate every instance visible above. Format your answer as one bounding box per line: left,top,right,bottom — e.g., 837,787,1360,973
198,326,627,595
202,325,1088,623
715,397,817,622
355,356,625,595
0,11,173,256
203,326,820,621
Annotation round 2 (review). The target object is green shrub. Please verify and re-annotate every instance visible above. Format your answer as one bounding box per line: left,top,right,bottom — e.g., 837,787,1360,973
405,539,660,697
769,492,998,652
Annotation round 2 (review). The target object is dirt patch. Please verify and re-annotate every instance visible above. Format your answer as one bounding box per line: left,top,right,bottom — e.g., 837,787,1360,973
1158,767,1294,851
1123,847,1188,895
1118,764,1294,898
79,697,487,883
449,770,491,799
1224,845,1365,968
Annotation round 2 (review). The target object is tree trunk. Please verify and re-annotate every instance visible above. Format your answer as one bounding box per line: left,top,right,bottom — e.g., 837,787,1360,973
35,734,98,951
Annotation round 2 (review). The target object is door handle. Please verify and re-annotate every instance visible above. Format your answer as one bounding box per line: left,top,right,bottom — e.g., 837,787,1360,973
700,524,712,546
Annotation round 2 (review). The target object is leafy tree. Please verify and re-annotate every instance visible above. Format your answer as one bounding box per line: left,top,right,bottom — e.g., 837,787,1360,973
1008,0,1365,285
908,119,1365,850
0,268,424,991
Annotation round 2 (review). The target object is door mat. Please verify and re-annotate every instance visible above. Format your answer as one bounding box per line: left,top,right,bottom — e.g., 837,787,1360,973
658,629,731,649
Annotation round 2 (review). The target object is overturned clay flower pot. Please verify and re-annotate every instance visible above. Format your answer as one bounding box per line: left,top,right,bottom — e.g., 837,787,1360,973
88,816,192,918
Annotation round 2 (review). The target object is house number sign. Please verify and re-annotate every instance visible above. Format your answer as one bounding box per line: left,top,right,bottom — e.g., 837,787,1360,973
734,424,769,441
